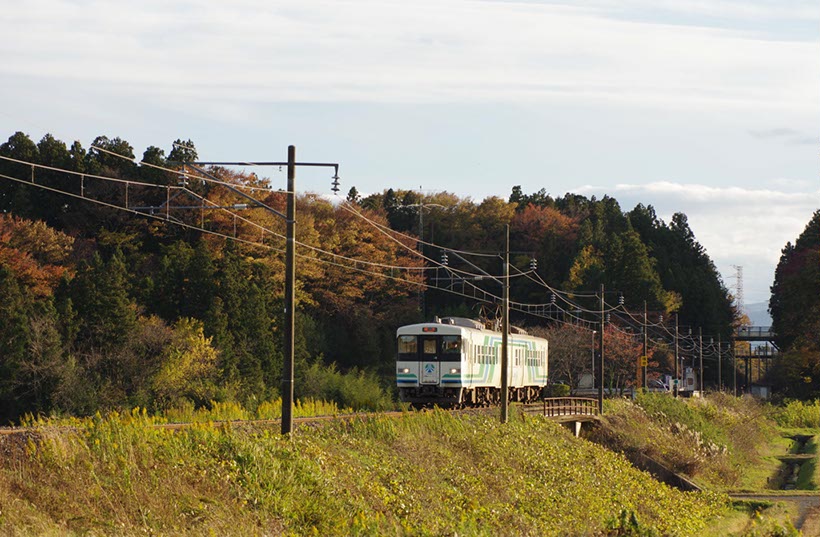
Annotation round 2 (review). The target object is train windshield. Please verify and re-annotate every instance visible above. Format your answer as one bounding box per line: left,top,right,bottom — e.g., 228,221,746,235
397,334,463,360
398,335,417,360
441,336,461,355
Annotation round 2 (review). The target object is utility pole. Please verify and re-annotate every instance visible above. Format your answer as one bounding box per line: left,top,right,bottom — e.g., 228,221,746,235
418,197,425,320
643,301,648,390
717,334,722,391
500,224,510,424
674,313,679,397
598,283,605,415
698,327,703,396
181,147,339,436
732,339,737,396
282,146,296,435
591,330,596,387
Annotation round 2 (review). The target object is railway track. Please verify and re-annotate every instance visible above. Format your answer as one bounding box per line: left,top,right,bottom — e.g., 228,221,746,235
0,398,598,438
0,410,406,437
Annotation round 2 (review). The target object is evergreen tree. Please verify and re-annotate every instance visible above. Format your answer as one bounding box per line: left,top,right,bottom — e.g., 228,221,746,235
770,210,820,350
346,186,361,203
71,249,138,353
0,132,39,216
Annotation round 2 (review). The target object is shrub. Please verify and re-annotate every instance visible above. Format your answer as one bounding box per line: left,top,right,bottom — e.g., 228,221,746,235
770,399,820,429
297,362,395,411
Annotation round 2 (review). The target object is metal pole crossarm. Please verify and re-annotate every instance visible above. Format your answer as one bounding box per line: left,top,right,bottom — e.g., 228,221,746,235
186,162,339,174
182,160,340,188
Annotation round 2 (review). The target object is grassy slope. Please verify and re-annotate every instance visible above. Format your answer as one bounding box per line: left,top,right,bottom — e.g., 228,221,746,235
590,394,819,536
0,408,727,536
795,436,818,490
590,393,792,492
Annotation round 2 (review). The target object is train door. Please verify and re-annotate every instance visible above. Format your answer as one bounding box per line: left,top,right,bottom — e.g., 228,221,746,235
420,336,439,384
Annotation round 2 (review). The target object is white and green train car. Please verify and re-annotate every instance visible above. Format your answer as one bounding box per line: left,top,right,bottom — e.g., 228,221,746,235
396,317,548,407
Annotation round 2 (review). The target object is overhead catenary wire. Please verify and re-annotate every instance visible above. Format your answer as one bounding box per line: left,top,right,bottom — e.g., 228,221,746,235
2,153,439,274
1,152,720,339
337,193,500,258
336,200,534,281
0,166,552,318
90,144,295,195
82,148,518,282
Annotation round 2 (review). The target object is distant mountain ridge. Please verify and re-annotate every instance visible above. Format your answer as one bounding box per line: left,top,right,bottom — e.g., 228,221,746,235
744,301,772,327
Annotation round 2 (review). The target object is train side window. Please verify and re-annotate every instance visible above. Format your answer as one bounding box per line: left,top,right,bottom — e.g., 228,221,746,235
397,335,417,360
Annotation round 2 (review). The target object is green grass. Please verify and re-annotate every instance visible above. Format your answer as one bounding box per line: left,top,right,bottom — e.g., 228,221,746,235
593,393,779,490
0,407,730,536
794,436,818,490
704,500,799,537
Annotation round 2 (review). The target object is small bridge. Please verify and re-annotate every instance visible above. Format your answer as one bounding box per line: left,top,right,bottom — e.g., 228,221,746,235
523,397,600,436
732,326,779,393
734,326,778,346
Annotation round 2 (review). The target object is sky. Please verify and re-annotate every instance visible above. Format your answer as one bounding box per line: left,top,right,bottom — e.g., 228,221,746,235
1,0,818,309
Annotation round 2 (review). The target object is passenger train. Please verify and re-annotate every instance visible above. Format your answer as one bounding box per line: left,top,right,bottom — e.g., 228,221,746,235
396,317,549,407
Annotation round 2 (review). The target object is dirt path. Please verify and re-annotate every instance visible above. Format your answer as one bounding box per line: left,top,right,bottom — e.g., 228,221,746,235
730,493,820,535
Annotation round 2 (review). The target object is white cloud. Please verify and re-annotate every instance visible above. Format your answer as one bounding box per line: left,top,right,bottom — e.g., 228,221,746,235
0,0,816,114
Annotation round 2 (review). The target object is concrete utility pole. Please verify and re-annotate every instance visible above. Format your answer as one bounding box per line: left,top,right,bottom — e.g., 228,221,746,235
698,327,703,395
674,313,679,397
598,283,605,415
282,146,296,435
732,341,737,396
500,224,510,424
182,146,339,436
643,301,648,390
717,334,722,391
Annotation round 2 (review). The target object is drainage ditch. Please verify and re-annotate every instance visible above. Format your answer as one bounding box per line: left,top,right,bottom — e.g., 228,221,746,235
771,435,815,491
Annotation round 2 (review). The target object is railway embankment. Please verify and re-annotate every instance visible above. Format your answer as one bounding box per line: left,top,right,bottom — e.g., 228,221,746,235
0,405,729,536
0,396,815,535
587,393,820,535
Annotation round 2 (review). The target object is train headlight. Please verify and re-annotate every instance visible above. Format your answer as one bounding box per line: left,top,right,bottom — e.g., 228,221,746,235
449,368,460,374
399,368,410,374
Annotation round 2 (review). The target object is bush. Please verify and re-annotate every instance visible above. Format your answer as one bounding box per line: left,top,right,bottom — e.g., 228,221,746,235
545,382,570,397
297,362,396,411
770,399,820,429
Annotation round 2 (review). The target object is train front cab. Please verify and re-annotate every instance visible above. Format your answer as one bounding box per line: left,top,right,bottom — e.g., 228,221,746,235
396,327,464,406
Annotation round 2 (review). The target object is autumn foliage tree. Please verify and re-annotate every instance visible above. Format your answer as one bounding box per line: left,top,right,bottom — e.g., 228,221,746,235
0,130,739,420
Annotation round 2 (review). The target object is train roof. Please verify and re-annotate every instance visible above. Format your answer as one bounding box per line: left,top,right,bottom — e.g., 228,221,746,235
397,317,544,341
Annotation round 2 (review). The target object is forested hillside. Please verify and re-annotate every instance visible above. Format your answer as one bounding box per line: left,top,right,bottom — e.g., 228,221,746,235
0,131,736,421
769,210,820,399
